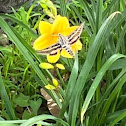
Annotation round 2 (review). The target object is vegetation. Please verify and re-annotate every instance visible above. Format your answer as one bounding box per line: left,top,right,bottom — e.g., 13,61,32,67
0,0,126,126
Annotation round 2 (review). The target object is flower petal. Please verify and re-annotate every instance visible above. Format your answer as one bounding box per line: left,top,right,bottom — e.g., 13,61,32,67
63,26,79,36
47,50,60,63
52,78,58,87
72,40,82,51
39,62,54,69
56,63,65,70
51,15,69,34
33,34,58,50
45,84,56,90
39,21,52,35
61,48,73,58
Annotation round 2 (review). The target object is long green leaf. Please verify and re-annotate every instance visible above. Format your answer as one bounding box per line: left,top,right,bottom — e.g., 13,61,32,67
81,54,126,122
70,5,92,37
0,17,47,84
78,0,95,32
0,16,61,109
69,11,125,125
108,111,126,126
89,68,126,126
98,73,126,125
0,14,37,39
20,114,69,126
0,70,16,119
106,109,126,123
115,24,126,53
59,0,67,16
59,53,78,119
10,25,53,80
103,0,120,18
96,0,103,32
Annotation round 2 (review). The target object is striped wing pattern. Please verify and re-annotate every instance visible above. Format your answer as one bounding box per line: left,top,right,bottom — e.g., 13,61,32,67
38,22,84,56
38,43,61,55
68,22,84,45
58,33,74,56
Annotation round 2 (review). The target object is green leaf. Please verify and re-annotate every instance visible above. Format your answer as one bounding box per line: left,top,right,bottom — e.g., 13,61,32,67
59,0,67,16
22,110,35,120
109,59,126,70
78,0,95,31
0,117,4,121
14,93,30,107
115,23,126,53
30,98,42,115
81,54,126,122
98,73,126,126
69,11,122,126
96,0,103,32
0,120,26,124
0,14,37,39
89,68,126,126
0,69,16,119
0,124,19,126
108,110,126,126
58,53,78,119
0,16,62,113
103,0,120,18
20,114,69,126
106,109,126,123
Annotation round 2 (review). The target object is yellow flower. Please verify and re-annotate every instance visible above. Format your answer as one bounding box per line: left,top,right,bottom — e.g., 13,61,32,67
45,84,56,90
45,78,59,90
33,15,82,63
39,62,54,69
56,63,65,70
52,78,58,87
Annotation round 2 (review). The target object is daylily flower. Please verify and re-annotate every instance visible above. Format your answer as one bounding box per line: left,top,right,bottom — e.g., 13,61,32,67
45,84,56,90
33,15,82,63
39,62,65,70
52,78,58,87
56,63,65,70
39,62,54,69
45,78,59,90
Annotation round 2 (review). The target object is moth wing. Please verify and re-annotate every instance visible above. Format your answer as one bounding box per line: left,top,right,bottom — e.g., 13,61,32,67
67,22,84,45
37,43,62,55
62,44,74,57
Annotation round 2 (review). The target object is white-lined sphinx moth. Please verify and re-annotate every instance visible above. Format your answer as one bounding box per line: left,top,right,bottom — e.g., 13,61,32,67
38,22,84,57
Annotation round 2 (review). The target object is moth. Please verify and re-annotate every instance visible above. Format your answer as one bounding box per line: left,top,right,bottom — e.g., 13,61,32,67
38,22,84,57
40,88,60,117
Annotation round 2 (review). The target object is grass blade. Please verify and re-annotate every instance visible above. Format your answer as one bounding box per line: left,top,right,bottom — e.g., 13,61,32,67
59,0,67,16
96,0,103,32
81,54,126,122
108,111,126,126
69,11,125,125
20,114,69,126
106,109,126,123
89,68,126,126
78,0,95,31
115,24,126,53
103,0,120,18
59,53,78,119
0,70,16,120
0,16,61,109
98,73,126,125
70,5,92,36
0,14,37,39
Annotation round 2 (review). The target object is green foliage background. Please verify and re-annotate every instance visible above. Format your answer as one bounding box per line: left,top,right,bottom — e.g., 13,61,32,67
0,0,126,126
